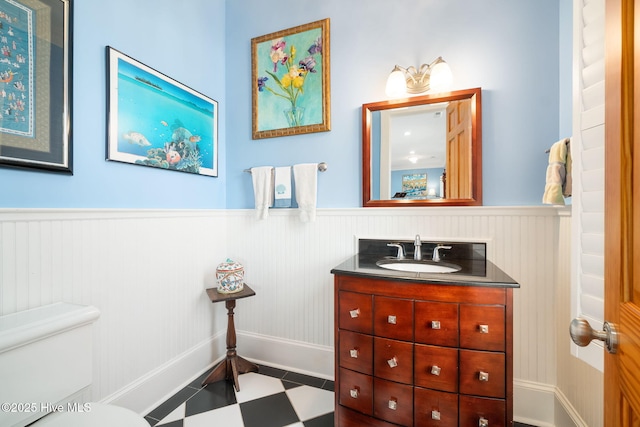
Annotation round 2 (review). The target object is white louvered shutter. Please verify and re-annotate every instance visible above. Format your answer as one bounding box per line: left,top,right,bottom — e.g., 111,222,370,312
571,0,605,371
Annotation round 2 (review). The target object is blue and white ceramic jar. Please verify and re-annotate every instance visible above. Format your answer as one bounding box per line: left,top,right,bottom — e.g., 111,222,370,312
216,259,244,294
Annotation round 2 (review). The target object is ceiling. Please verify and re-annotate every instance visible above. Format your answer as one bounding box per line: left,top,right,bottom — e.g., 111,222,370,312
386,102,448,171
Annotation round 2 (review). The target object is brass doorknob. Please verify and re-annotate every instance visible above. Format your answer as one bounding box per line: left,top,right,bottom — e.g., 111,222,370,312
569,318,618,354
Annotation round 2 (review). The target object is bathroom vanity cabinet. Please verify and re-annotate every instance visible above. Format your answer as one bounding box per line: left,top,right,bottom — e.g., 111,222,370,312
333,273,514,427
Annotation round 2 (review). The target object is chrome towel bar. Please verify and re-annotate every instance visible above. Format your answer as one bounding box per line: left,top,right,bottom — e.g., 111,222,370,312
243,162,328,173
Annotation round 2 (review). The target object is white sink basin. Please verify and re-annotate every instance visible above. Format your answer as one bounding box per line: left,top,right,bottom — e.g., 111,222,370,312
376,259,461,273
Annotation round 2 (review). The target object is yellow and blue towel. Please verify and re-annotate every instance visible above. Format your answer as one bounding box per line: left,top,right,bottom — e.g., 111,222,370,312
542,138,572,205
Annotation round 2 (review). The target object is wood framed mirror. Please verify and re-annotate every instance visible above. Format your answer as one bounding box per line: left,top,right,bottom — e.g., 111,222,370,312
362,87,482,207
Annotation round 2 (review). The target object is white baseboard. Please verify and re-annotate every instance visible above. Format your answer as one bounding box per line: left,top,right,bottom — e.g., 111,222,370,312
514,379,589,427
100,329,333,417
103,330,226,415
514,380,556,426
554,386,590,427
237,330,334,380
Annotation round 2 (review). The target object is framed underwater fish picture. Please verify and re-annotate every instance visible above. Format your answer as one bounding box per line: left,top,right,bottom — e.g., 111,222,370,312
251,18,330,139
0,0,72,174
106,46,218,177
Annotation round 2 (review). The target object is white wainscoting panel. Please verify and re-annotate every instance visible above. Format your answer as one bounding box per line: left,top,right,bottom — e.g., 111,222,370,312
0,210,230,414
227,206,562,388
0,206,584,423
556,214,603,426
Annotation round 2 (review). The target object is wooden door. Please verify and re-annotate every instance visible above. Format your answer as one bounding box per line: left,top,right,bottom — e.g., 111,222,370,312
445,99,472,198
604,0,640,424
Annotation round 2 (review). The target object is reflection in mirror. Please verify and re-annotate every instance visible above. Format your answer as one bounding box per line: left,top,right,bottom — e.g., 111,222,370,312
363,88,482,207
372,102,448,199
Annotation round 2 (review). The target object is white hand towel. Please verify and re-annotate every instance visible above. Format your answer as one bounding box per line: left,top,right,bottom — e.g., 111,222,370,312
251,166,274,220
293,163,318,222
274,166,292,208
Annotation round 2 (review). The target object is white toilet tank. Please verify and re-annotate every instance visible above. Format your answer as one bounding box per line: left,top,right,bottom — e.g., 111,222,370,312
0,302,101,427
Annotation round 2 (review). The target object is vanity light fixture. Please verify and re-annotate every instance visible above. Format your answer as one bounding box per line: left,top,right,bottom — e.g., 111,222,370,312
385,56,453,98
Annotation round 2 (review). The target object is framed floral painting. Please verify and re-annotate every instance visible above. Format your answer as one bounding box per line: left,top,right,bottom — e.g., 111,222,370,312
251,18,330,139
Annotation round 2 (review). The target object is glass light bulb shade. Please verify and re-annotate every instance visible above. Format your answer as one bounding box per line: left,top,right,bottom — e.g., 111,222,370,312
385,70,407,98
429,61,453,93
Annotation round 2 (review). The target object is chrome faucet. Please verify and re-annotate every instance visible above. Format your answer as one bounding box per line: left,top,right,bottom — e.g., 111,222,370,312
432,244,452,262
414,235,422,260
387,243,406,259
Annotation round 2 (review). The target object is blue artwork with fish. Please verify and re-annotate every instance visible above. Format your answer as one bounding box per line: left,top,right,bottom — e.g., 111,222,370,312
110,50,218,177
0,0,33,138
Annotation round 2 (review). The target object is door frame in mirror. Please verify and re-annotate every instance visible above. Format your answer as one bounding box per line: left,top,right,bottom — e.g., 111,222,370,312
362,87,482,207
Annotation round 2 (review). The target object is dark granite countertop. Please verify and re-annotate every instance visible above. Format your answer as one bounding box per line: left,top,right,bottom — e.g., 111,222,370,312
331,239,519,288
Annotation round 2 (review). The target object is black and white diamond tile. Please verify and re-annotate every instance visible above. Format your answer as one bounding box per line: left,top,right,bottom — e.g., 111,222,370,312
145,366,334,427
145,365,538,427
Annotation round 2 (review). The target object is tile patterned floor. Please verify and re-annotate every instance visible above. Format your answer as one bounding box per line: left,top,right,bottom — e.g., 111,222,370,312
144,363,538,427
144,365,334,427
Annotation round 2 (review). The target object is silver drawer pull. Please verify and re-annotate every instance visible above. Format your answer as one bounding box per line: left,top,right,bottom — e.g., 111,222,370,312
431,320,441,329
350,388,359,398
431,410,441,420
479,324,489,334
479,417,489,427
349,308,360,318
349,348,359,358
388,315,397,324
479,371,489,381
388,399,397,410
387,356,398,368
430,365,441,376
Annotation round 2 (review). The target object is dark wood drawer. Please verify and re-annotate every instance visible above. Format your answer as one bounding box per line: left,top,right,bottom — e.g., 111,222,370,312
459,349,505,398
459,395,506,427
339,291,373,334
336,405,399,427
373,337,413,384
414,344,458,392
338,367,373,415
414,387,458,427
334,274,514,426
374,295,414,341
339,330,373,375
373,377,413,426
415,301,459,347
335,275,507,305
459,304,505,351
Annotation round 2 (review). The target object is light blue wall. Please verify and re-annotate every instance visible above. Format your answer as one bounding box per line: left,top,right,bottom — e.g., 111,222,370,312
226,0,568,208
0,0,227,208
0,0,570,208
559,0,573,139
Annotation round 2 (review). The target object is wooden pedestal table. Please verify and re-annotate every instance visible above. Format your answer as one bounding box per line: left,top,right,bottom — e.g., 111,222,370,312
203,284,258,391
